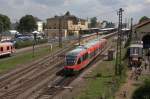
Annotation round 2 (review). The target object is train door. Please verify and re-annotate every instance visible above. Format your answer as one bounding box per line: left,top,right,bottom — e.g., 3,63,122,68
7,46,10,52
77,56,82,65
0,46,3,55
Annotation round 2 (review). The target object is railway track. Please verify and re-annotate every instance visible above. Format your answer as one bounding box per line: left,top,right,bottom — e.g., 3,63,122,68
0,44,76,99
0,45,70,85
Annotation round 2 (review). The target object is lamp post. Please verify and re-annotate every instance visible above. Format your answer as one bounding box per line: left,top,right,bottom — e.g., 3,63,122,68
59,17,62,48
32,33,37,57
78,28,81,46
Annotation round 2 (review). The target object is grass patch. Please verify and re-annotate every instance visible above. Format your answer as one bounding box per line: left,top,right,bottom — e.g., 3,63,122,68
76,59,116,99
76,60,127,99
0,45,61,73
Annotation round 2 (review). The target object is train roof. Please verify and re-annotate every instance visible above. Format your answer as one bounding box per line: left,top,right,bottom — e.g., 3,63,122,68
129,44,143,48
100,28,115,31
67,38,104,56
84,39,99,48
0,42,13,46
67,46,86,56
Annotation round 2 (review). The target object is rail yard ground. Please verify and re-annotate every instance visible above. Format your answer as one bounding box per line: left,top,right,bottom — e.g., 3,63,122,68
0,34,98,99
0,33,148,99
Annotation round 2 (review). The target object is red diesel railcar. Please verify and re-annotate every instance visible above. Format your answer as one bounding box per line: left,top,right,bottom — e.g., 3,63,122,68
64,38,107,75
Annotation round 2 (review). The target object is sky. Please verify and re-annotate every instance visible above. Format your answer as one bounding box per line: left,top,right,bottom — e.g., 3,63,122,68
0,0,150,23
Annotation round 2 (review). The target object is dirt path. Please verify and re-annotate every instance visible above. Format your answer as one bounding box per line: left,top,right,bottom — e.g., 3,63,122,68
115,66,150,99
115,71,138,99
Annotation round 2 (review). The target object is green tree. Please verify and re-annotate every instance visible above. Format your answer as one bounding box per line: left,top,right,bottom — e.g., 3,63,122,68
106,22,115,28
139,16,149,23
0,14,11,32
17,15,37,33
90,17,97,28
102,20,115,28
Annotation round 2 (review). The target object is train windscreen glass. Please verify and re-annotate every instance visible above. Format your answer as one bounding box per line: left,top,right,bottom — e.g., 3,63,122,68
66,55,77,66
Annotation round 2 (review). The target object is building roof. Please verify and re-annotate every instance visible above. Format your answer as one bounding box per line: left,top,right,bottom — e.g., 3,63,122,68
47,11,86,22
100,28,115,31
129,44,143,48
135,19,150,29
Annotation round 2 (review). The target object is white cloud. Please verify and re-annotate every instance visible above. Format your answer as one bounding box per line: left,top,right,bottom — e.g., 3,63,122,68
0,0,149,23
145,0,150,4
125,4,145,13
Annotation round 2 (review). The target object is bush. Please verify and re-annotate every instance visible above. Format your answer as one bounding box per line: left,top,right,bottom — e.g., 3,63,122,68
132,79,150,99
14,39,47,49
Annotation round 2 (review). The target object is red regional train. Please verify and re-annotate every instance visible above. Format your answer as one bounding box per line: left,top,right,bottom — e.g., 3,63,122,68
64,38,107,75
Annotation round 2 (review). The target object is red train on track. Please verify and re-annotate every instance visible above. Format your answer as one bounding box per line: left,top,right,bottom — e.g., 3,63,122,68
0,42,15,57
63,38,107,75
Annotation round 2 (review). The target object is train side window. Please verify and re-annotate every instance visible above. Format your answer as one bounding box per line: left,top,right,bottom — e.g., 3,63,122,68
83,54,86,61
83,53,88,61
96,49,98,54
90,51,95,57
7,46,10,50
77,58,81,64
0,47,3,51
85,53,88,59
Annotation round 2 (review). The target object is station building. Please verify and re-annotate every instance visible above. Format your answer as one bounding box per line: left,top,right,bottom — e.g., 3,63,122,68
134,20,150,49
46,11,88,38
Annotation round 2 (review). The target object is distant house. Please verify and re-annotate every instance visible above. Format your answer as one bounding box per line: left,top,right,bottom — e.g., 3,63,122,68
9,30,19,35
34,17,43,33
1,30,19,40
37,21,43,32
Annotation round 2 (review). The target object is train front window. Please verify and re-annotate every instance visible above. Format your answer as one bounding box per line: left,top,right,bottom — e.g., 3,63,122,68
66,55,76,66
133,47,139,54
